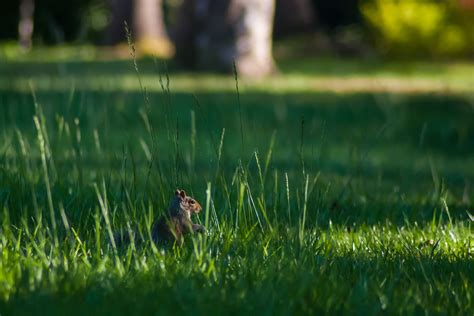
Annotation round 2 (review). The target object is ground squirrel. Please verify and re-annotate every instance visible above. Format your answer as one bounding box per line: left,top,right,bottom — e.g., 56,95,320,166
151,189,205,245
114,189,205,247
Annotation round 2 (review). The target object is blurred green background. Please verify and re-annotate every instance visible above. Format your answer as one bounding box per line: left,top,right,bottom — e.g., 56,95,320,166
1,0,473,59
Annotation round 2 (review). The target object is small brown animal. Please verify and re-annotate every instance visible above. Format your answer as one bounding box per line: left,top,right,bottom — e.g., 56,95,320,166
151,189,205,245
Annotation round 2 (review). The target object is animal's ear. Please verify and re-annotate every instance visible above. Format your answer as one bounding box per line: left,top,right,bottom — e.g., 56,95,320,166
179,190,186,199
175,189,182,197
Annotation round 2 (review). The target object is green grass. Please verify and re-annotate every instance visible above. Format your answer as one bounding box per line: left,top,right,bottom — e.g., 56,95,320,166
0,53,473,315
1,43,474,94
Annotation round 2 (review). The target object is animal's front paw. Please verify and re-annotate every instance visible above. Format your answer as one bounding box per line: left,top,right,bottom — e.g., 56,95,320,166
192,224,206,234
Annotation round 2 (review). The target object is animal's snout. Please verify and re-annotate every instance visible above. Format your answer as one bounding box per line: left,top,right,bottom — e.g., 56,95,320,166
194,202,202,213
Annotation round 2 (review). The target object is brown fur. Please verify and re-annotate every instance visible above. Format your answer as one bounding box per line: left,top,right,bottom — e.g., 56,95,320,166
151,189,205,245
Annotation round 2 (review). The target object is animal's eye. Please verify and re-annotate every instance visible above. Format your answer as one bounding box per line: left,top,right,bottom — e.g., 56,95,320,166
189,200,195,205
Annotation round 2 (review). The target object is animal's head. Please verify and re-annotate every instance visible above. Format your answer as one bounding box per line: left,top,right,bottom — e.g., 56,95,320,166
173,189,202,215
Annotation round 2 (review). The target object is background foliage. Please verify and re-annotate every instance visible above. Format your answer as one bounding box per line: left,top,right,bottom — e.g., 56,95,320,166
1,0,473,57
362,0,474,57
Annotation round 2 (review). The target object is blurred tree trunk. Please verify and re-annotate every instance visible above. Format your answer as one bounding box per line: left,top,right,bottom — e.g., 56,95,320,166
133,0,167,39
273,0,315,38
133,0,174,56
18,0,35,49
105,0,174,57
175,0,276,77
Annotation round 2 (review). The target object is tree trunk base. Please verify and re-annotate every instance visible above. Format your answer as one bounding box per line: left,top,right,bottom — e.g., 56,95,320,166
175,0,277,78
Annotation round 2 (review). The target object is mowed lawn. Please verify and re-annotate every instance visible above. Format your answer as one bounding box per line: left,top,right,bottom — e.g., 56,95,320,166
0,51,473,315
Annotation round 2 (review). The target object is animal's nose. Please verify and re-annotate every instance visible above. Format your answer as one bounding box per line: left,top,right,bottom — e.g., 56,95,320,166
195,202,202,212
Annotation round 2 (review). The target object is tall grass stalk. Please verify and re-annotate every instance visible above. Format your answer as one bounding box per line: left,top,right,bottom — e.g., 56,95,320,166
233,62,244,155
33,116,58,248
190,110,196,174
204,182,212,249
285,172,291,225
299,175,309,246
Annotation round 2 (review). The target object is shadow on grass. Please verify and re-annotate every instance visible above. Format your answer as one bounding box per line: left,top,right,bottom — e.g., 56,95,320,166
1,90,473,155
0,253,471,316
0,90,473,228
